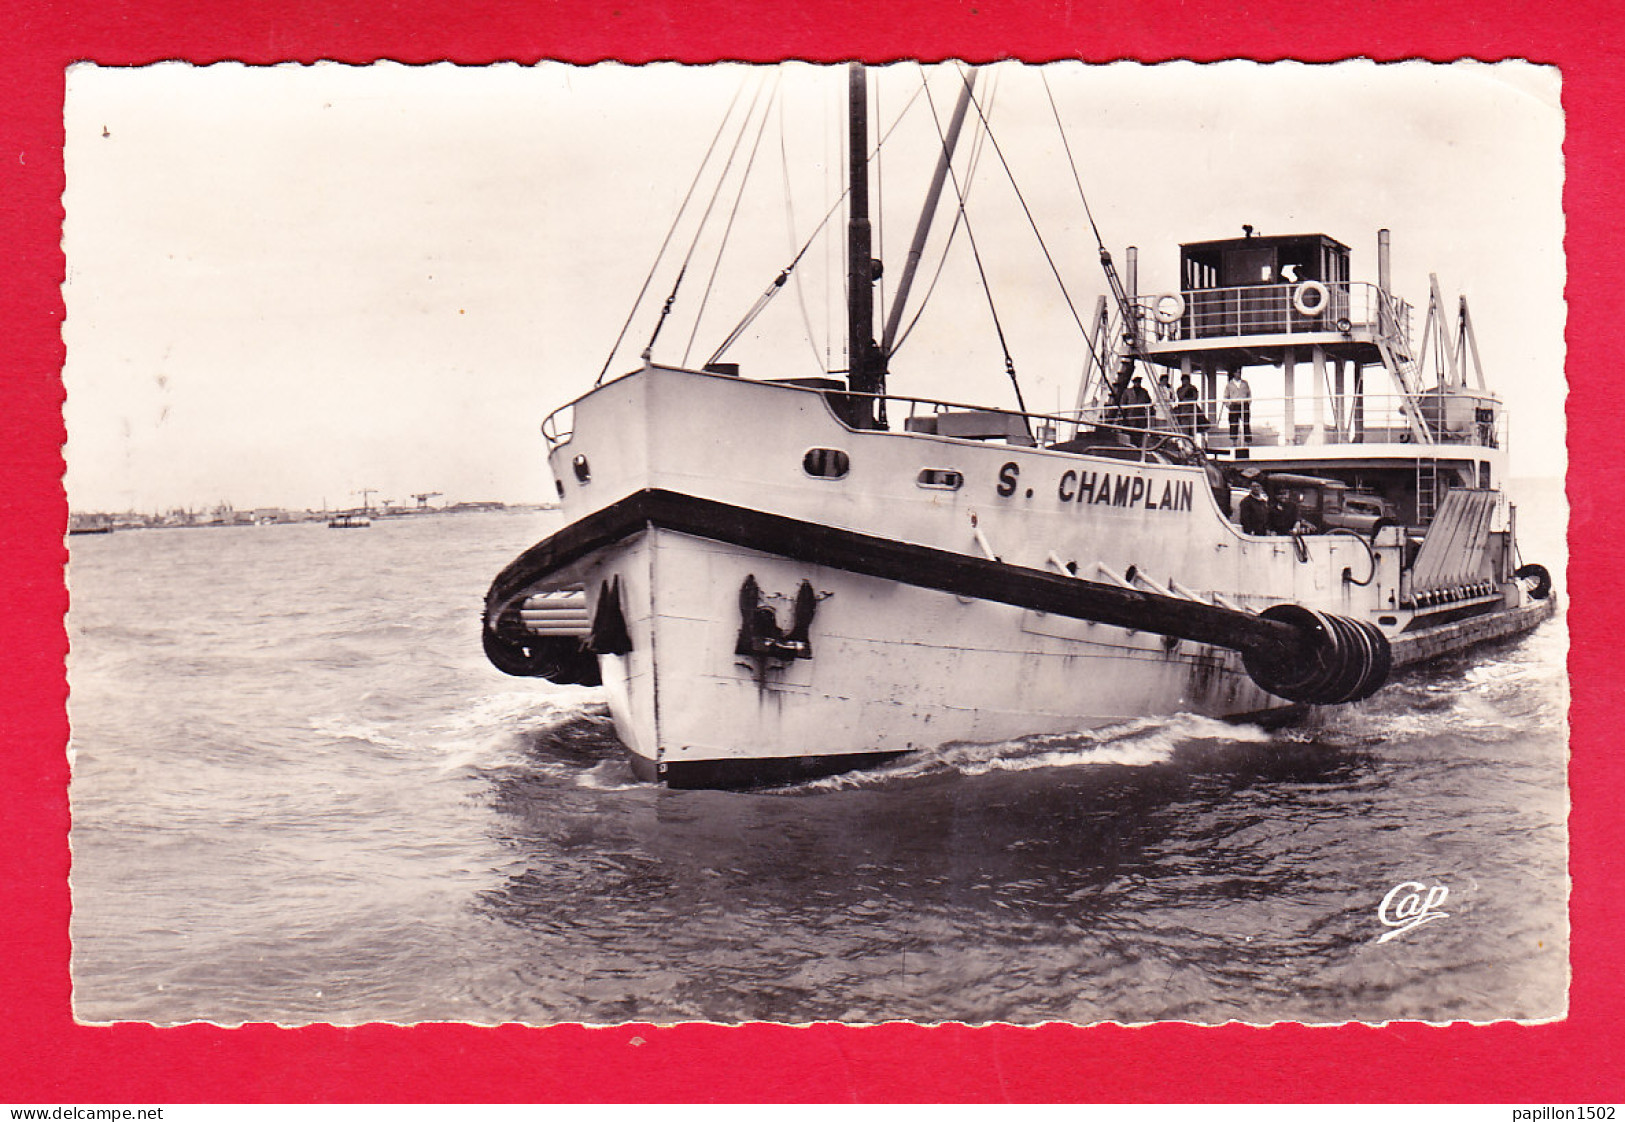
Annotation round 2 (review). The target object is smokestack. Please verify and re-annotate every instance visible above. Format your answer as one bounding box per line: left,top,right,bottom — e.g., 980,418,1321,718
1378,229,1392,293
1126,246,1139,300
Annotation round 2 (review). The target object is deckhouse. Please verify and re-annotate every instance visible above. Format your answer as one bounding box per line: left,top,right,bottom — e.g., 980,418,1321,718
1123,229,1500,528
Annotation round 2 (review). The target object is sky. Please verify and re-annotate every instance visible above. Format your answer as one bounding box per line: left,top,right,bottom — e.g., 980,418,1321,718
61,60,1564,513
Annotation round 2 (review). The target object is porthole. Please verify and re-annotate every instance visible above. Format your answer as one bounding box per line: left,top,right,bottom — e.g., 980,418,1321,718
917,468,964,491
802,448,850,479
555,479,566,499
572,455,591,483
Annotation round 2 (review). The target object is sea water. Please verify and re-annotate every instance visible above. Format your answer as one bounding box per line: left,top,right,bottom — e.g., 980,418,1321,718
66,482,1568,1025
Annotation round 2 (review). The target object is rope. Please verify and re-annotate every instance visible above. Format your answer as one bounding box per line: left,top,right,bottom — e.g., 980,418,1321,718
594,78,748,386
1328,528,1377,586
641,73,768,364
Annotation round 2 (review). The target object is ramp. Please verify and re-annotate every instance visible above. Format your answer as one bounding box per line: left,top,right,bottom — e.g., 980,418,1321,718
1410,488,1498,593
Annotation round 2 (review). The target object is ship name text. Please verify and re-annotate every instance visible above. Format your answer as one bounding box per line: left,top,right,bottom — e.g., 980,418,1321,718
995,462,1195,513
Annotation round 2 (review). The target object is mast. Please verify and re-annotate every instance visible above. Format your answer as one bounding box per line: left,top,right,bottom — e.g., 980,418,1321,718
846,62,883,428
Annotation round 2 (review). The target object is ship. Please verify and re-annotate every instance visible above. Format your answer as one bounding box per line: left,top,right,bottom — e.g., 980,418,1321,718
481,64,1556,789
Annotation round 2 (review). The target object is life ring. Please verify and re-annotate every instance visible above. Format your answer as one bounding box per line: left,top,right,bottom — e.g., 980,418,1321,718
1293,280,1330,317
1152,292,1186,324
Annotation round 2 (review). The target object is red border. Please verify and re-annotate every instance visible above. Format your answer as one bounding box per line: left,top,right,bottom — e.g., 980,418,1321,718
7,0,1619,1103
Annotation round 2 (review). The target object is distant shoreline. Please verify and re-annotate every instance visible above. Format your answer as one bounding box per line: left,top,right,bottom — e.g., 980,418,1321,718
66,503,559,533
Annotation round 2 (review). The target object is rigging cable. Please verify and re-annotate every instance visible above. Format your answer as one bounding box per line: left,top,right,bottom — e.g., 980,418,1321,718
780,84,824,370
594,77,748,386
1038,69,1175,436
875,79,885,338
682,71,782,366
957,66,1091,347
640,73,769,365
824,84,834,369
889,64,998,356
1039,70,1110,250
918,64,1028,416
706,186,846,366
704,78,931,369
1038,70,1117,407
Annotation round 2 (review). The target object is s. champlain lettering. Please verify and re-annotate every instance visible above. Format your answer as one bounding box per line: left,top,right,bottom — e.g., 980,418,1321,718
1020,466,1193,512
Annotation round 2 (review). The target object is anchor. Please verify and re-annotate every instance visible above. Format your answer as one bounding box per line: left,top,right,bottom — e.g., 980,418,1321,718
735,574,819,660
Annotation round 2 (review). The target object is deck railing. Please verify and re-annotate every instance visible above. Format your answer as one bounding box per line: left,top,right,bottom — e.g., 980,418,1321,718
542,404,574,447
542,367,1499,455
1087,391,1502,451
1135,282,1412,350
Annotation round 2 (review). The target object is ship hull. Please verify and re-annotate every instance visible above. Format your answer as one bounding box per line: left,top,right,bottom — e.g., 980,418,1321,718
602,524,1280,782
485,365,1552,787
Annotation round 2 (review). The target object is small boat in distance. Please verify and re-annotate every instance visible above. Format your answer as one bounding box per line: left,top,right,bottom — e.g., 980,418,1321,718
329,488,376,528
482,64,1556,788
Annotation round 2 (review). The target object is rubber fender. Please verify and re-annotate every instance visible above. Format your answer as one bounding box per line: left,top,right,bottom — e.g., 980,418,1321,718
482,626,602,685
1320,612,1389,704
1240,604,1335,702
1242,604,1392,705
1319,613,1373,704
1514,562,1553,600
1340,615,1392,703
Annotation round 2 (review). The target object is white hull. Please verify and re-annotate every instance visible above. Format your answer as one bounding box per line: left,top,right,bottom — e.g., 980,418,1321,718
596,528,1278,781
485,365,1548,786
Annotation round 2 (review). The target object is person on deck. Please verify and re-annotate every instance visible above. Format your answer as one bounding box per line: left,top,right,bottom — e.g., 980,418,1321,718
1123,376,1152,446
1225,371,1253,443
1267,488,1299,535
1175,373,1203,438
1239,482,1269,535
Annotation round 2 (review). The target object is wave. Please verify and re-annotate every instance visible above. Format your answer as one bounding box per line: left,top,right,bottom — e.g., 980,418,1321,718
428,691,621,784
800,712,1275,790
306,717,414,753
